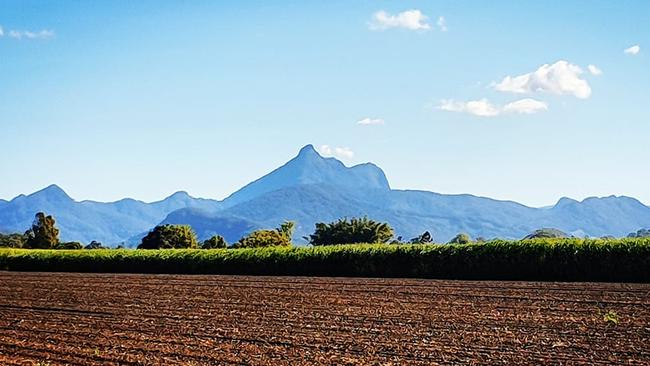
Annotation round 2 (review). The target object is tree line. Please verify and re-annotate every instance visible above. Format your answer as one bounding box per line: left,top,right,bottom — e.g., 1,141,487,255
0,212,433,249
2,211,645,250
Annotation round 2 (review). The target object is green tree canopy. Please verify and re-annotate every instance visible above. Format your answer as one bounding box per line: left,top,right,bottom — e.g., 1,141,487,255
0,233,27,248
410,231,433,244
627,228,650,238
308,217,394,246
233,221,294,249
24,212,60,249
523,228,568,240
54,241,83,250
278,221,296,240
201,235,228,249
138,224,198,249
448,233,471,245
84,240,106,249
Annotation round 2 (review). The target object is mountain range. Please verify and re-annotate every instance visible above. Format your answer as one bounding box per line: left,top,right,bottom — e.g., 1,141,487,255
1,144,649,246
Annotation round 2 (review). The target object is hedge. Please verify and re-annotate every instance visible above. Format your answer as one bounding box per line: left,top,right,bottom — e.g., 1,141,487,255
0,238,648,282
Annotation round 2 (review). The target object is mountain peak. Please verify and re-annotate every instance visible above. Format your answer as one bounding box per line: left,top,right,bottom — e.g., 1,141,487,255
167,191,192,199
297,144,320,157
221,144,390,206
28,184,72,202
44,183,64,191
554,197,578,208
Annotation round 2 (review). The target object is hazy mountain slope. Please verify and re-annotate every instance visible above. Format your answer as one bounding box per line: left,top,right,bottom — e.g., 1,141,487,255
164,185,543,243
163,185,650,244
159,208,259,244
534,196,650,237
0,185,221,244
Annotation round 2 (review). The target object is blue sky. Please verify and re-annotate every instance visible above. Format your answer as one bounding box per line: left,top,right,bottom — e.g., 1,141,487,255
1,0,648,207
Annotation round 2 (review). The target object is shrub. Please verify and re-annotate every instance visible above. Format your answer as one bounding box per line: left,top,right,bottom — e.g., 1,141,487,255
603,310,619,325
232,226,293,248
523,228,569,240
308,217,394,245
410,231,433,244
233,222,294,249
278,221,296,240
201,235,227,249
448,233,471,244
24,212,60,249
138,224,198,249
85,241,106,250
54,242,83,250
0,233,27,248
628,228,650,238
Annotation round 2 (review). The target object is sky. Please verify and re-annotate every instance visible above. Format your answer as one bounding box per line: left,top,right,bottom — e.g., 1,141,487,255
0,0,648,207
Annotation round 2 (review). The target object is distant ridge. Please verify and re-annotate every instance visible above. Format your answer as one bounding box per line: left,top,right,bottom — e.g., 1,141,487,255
1,145,650,246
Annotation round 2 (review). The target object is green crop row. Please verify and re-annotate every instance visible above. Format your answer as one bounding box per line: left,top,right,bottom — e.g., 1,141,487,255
1,238,648,282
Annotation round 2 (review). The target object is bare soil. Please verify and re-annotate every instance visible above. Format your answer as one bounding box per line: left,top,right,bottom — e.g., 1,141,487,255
0,272,648,365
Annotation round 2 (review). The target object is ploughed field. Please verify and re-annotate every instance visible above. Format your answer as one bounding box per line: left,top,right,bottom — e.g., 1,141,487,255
0,273,649,365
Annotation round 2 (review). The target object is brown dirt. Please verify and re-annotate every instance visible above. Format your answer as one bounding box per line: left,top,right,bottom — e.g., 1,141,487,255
0,272,648,365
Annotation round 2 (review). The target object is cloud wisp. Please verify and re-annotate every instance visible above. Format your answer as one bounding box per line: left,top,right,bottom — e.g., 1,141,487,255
439,98,548,117
319,145,355,160
587,64,603,76
357,117,385,126
0,26,54,40
9,29,54,40
501,98,549,114
624,45,640,55
493,60,592,99
369,10,431,31
437,16,448,32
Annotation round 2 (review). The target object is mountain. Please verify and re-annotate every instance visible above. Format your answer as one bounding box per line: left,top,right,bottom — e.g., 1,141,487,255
221,144,390,207
2,145,650,246
161,146,650,243
535,195,650,237
0,185,220,244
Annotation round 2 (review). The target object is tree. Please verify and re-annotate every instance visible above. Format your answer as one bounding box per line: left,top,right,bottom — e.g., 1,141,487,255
448,233,471,245
627,229,650,238
201,235,227,249
54,241,83,250
410,231,433,244
308,217,394,246
523,228,568,240
85,240,106,249
233,221,295,249
24,212,60,249
0,233,27,248
278,221,296,240
138,224,198,249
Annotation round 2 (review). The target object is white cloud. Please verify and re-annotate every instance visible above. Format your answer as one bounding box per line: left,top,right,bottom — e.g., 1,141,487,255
437,16,448,32
493,60,591,99
8,29,54,40
439,98,548,117
624,45,640,55
587,64,602,76
357,117,385,126
369,10,430,31
0,26,4,37
439,99,500,117
502,98,549,114
319,145,355,160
